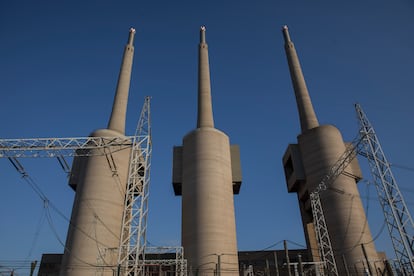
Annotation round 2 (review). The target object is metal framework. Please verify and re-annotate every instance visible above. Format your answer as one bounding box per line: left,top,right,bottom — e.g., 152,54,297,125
144,247,187,276
117,96,152,276
311,103,414,275
356,103,414,274
0,97,153,275
310,193,338,275
0,136,133,158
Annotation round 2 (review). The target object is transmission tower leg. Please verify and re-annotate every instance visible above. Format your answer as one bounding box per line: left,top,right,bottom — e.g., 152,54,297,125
356,103,414,274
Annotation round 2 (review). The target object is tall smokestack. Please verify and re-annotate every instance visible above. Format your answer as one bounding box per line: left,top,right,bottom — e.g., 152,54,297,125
282,25,319,132
108,27,136,134
172,26,242,275
60,29,134,276
281,26,383,274
197,26,214,128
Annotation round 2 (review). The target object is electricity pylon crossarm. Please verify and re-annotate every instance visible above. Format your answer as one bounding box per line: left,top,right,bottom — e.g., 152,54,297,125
356,103,414,274
0,137,133,158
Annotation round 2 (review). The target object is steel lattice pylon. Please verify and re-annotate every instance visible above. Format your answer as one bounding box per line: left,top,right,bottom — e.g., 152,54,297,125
311,104,414,275
310,192,338,276
0,96,152,275
117,96,152,276
356,103,414,274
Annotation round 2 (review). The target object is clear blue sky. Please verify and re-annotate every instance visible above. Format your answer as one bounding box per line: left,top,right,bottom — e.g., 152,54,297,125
1,0,414,274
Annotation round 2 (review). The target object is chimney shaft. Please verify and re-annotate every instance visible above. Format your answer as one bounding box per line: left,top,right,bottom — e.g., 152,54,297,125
282,25,319,132
197,26,215,128
107,28,136,134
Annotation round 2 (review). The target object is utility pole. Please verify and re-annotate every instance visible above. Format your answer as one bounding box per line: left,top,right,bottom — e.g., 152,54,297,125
298,255,303,276
30,261,37,276
274,251,280,276
265,259,270,276
284,240,292,276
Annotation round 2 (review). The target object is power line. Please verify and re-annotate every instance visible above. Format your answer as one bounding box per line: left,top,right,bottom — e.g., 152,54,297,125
25,207,47,260
390,163,414,173
6,158,122,270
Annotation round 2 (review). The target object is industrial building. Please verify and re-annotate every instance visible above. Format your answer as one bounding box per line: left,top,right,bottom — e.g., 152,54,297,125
2,24,412,276
172,26,242,275
280,26,386,275
59,28,136,275
38,249,315,276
